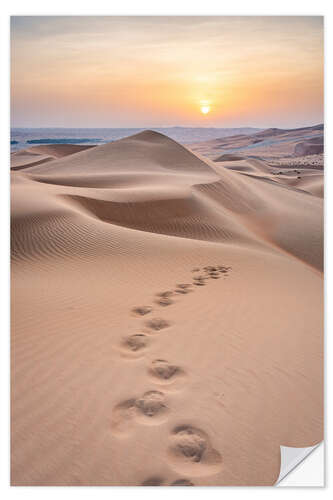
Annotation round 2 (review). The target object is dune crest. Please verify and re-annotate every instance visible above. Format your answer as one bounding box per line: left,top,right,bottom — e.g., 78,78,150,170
11,131,322,270
11,131,323,486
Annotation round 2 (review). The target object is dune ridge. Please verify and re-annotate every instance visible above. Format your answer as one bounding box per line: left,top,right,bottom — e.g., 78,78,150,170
11,130,323,485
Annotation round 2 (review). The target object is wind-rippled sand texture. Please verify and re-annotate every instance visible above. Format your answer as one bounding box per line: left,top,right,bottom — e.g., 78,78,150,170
11,130,323,485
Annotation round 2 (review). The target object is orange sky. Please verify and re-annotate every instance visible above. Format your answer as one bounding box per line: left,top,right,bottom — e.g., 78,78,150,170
11,16,324,128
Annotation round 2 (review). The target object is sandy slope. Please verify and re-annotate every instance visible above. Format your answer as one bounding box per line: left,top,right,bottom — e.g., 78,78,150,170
188,124,324,164
11,131,323,486
10,144,95,171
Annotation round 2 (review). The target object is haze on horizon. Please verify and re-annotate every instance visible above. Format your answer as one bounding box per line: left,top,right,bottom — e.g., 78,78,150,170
11,16,323,129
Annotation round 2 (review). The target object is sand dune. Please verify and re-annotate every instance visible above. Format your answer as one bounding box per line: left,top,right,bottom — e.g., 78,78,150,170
294,141,323,156
10,144,94,171
189,123,324,163
11,131,323,485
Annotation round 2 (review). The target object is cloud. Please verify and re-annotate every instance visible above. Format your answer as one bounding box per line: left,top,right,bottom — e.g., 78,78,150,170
11,16,323,128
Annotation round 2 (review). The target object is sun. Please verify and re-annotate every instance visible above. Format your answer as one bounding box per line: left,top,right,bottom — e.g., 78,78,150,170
201,105,210,114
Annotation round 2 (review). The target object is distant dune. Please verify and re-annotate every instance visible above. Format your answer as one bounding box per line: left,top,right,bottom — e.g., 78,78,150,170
10,126,263,153
188,124,324,165
11,130,323,486
213,153,245,162
294,141,324,156
11,144,95,170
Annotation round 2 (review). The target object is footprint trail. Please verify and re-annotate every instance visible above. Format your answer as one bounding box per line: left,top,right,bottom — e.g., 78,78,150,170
113,263,232,483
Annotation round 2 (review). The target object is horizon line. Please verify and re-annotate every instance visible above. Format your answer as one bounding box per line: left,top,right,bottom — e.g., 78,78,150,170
11,123,324,131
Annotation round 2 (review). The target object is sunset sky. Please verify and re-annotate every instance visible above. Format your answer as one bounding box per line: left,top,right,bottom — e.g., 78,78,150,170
11,16,323,128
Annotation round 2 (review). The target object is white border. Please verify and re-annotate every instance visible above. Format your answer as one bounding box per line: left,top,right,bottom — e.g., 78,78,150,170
1,1,330,497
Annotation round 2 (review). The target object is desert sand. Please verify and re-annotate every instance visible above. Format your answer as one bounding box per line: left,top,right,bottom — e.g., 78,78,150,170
189,124,323,163
11,130,323,486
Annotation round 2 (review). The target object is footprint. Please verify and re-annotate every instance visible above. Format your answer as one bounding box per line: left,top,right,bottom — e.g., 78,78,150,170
157,291,174,298
142,477,194,486
167,425,222,476
175,288,192,294
148,359,184,385
171,479,194,486
203,267,223,279
135,390,168,419
193,275,207,283
111,398,137,434
193,279,205,286
146,318,170,332
125,334,148,351
175,284,193,294
218,265,231,273
142,477,165,486
155,297,173,307
172,426,206,462
119,334,149,358
201,264,232,276
111,390,169,435
204,266,218,272
208,272,220,279
132,306,153,316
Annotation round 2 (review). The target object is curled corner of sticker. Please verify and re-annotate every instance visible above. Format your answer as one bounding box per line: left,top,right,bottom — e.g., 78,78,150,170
276,442,323,484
